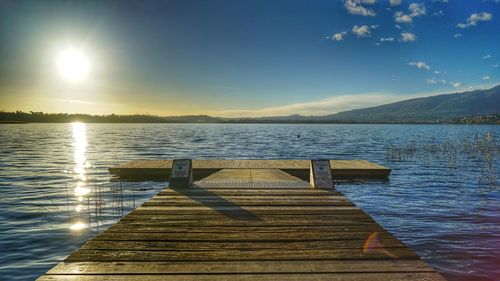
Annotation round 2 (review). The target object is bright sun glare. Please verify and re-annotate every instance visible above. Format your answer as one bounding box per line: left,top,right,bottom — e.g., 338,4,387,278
56,48,90,82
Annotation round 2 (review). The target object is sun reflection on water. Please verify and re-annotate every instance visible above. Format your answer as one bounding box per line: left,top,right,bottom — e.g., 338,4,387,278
69,221,87,231
72,122,88,182
70,122,89,232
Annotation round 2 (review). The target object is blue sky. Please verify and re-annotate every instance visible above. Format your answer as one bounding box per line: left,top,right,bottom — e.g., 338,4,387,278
0,0,499,116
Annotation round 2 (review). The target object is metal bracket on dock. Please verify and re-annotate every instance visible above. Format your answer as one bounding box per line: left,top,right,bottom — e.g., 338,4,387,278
310,159,334,189
169,159,193,188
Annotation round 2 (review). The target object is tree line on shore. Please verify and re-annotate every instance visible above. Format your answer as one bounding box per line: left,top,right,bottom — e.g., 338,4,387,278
1,110,498,124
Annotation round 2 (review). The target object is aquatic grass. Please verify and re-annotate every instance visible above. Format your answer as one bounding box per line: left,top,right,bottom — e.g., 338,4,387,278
385,132,498,190
28,159,131,233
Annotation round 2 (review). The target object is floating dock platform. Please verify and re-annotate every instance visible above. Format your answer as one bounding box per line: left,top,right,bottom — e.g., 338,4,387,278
38,160,445,280
109,159,391,180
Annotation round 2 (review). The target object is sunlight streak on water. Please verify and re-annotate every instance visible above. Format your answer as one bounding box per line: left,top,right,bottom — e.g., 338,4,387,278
69,221,87,231
71,122,90,231
72,122,88,182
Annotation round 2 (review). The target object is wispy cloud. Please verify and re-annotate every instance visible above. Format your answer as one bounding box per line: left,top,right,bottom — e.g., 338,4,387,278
326,31,348,41
400,32,417,42
453,33,463,38
457,12,493,28
482,75,491,80
214,92,430,117
409,3,426,17
482,54,492,59
492,64,500,68
393,3,426,25
213,85,492,117
389,0,402,6
432,10,444,16
380,37,395,42
426,78,447,85
344,0,377,16
394,12,413,24
352,25,375,37
409,61,431,70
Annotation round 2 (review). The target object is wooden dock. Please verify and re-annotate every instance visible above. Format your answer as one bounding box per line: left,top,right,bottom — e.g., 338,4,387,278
38,167,445,280
109,159,391,180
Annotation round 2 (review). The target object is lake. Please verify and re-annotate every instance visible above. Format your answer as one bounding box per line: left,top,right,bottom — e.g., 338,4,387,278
0,123,498,280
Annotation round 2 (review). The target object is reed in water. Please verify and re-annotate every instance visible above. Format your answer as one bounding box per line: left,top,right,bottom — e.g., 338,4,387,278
385,132,498,191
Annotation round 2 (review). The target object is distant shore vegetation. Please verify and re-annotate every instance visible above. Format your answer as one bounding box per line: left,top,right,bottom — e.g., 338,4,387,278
0,110,499,124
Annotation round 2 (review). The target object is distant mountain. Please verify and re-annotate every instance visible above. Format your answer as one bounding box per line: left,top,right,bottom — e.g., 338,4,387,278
321,85,500,123
2,85,499,124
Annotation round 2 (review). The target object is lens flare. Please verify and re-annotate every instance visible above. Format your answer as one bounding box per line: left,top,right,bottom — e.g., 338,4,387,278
363,231,397,258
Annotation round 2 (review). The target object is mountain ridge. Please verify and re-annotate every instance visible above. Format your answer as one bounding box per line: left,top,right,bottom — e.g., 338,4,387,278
1,85,499,124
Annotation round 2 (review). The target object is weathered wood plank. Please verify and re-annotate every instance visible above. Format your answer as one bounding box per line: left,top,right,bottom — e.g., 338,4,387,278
46,260,439,274
105,225,383,234
80,239,407,251
93,231,397,241
108,159,391,180
66,248,418,262
39,273,445,281
157,189,340,195
135,205,361,211
141,201,356,207
38,165,443,281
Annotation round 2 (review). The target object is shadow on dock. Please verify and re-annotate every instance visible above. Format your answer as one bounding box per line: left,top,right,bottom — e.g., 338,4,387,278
169,185,263,221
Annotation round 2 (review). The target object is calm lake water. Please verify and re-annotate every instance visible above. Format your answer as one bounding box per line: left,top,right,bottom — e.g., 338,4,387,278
0,123,499,280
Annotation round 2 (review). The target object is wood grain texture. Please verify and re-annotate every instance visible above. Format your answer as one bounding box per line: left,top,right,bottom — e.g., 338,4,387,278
37,168,443,281
108,159,391,179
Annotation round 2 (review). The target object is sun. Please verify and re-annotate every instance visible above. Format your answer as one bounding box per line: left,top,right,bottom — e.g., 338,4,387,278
56,48,90,82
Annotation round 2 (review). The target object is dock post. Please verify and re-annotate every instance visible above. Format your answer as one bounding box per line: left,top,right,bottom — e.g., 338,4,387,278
169,159,193,188
309,159,334,189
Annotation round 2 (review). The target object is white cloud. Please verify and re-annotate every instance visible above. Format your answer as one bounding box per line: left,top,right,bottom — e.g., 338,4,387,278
434,70,440,74
213,86,494,117
327,31,348,41
394,3,426,25
380,37,395,42
214,92,428,117
426,78,447,85
453,33,463,38
352,25,373,37
492,64,500,68
344,0,377,16
482,54,492,59
409,3,426,17
409,61,431,70
395,11,413,24
395,24,402,29
432,10,444,16
433,0,448,2
482,76,491,80
400,32,417,42
457,12,493,28
389,0,402,6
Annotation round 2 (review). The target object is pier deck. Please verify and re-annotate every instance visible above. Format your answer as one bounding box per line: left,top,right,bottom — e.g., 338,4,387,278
38,168,444,280
109,159,391,180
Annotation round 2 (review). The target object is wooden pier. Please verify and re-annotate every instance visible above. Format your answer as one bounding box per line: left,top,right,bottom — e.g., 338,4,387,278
109,159,391,180
38,161,445,280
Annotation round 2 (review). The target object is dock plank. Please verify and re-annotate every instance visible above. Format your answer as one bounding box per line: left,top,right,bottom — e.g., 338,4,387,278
109,159,391,179
37,168,443,281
